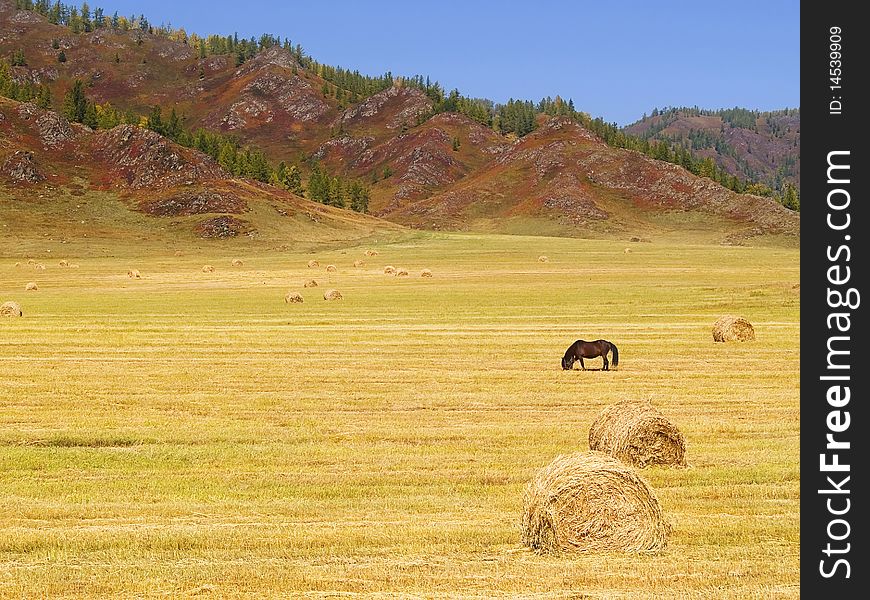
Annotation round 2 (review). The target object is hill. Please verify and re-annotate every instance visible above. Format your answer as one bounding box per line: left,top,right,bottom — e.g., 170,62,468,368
0,96,400,254
624,107,800,195
0,0,799,246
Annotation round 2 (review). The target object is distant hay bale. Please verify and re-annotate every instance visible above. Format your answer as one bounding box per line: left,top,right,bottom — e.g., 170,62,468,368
326,264,337,273
201,265,215,273
538,255,549,263
307,260,320,268
712,316,755,342
396,268,409,277
174,250,184,257
70,264,80,269
521,451,670,555
59,260,70,267
14,262,21,268
323,289,343,301
303,279,318,288
384,265,396,275
1,301,23,317
231,258,244,267
365,250,379,257
353,260,365,268
34,263,46,270
127,269,141,279
421,269,433,278
284,292,304,304
25,282,38,291
27,259,36,265
623,248,632,254
588,400,687,468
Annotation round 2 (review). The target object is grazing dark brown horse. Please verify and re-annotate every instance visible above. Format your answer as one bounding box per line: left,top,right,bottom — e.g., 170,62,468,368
562,339,619,371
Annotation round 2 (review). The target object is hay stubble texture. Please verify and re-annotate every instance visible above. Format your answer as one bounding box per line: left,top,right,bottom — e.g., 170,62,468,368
588,400,687,467
521,451,670,555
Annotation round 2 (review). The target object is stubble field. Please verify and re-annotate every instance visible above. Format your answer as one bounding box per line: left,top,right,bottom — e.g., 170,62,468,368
0,233,799,598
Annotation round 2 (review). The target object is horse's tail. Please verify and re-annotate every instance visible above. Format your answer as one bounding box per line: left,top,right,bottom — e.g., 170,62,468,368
610,342,619,367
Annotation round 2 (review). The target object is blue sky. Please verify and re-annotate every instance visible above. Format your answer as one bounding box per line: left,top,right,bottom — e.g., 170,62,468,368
96,0,800,125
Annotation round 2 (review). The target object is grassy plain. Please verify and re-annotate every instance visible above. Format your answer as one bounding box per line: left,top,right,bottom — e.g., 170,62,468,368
0,233,799,598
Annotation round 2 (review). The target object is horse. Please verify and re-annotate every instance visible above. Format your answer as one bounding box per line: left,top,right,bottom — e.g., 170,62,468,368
561,339,619,371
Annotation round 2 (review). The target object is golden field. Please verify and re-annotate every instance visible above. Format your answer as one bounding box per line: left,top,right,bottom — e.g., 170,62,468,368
0,232,799,598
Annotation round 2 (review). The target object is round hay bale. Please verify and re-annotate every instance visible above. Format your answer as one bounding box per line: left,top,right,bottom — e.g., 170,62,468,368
174,250,184,257
303,279,318,288
69,264,80,269
421,269,433,278
307,259,320,268
396,268,409,277
538,255,549,263
588,400,686,467
27,259,36,265
34,263,46,270
712,316,755,342
284,292,304,304
365,249,379,257
231,258,244,267
384,265,396,275
14,262,21,268
1,301,23,317
323,289,343,301
623,248,632,254
59,260,70,267
521,451,670,554
25,282,38,291
326,264,337,273
127,269,141,279
353,260,365,268
201,265,215,273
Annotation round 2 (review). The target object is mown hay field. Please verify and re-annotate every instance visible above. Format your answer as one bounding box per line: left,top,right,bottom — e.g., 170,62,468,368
0,233,799,598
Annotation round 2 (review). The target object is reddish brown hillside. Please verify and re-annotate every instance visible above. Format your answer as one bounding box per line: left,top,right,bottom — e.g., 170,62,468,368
625,109,800,191
386,116,799,244
0,97,398,246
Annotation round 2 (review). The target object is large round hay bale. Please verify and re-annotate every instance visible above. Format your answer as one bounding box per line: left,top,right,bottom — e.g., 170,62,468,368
231,258,244,267
384,265,396,275
27,259,36,265
421,269,433,278
34,263,46,270
1,301,23,317
396,268,409,277
623,248,632,254
174,250,184,257
588,400,686,468
201,265,215,273
353,260,365,268
303,279,318,288
323,289,343,301
712,316,755,342
521,451,670,554
127,269,141,279
326,264,337,273
365,249,379,257
59,259,70,267
538,255,549,263
284,292,304,304
307,259,320,268
25,282,38,291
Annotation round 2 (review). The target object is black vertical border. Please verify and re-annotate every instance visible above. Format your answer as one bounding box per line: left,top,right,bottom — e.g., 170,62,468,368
801,2,867,596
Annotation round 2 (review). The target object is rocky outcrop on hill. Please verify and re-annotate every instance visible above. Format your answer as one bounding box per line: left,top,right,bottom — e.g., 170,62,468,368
94,125,225,189
2,150,44,182
338,86,432,132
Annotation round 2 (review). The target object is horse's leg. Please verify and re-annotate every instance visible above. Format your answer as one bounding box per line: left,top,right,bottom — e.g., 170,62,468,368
579,357,585,370
603,353,609,371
